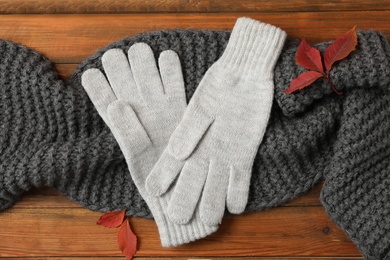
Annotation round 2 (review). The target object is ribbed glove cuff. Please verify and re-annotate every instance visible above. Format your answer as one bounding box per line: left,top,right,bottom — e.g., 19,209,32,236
219,17,287,77
153,201,218,247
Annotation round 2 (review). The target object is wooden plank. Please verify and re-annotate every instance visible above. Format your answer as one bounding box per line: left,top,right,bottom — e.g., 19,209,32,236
0,0,389,14
0,12,389,64
0,208,120,257
57,63,78,79
0,207,361,257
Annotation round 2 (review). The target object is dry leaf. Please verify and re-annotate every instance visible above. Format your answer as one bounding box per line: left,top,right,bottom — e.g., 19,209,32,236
284,71,323,94
118,219,137,260
324,26,357,72
296,38,324,74
285,27,357,94
97,209,126,228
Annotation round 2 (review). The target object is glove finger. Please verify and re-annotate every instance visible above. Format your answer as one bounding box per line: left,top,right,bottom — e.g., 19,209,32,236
158,50,186,105
168,159,208,224
128,43,164,103
81,68,117,122
226,165,251,214
107,100,152,157
101,49,140,103
146,151,184,196
200,160,229,226
168,105,214,161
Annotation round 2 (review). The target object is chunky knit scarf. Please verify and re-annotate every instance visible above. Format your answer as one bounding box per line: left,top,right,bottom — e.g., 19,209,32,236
0,30,389,258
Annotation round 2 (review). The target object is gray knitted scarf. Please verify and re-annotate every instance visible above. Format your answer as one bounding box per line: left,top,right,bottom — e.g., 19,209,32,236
0,30,389,259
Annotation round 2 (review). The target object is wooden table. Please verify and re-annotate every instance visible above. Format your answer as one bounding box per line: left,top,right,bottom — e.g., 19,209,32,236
1,0,389,259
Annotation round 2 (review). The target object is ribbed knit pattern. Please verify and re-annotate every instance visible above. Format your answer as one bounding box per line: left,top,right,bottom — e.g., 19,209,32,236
0,30,389,258
218,20,286,79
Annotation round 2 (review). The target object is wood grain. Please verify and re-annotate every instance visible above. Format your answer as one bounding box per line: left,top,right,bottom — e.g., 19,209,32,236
0,0,389,14
1,12,389,64
0,206,360,257
0,2,387,258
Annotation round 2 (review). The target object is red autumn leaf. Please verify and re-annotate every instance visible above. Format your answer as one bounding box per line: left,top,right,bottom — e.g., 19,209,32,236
118,219,137,260
284,71,324,94
97,209,126,228
296,38,325,74
324,26,357,72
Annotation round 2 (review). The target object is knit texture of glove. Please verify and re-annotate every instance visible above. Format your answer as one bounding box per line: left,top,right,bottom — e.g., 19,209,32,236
146,18,286,226
1,31,389,259
81,44,217,247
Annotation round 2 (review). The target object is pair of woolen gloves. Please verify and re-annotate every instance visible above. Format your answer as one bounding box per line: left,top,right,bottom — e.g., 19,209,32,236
81,17,287,246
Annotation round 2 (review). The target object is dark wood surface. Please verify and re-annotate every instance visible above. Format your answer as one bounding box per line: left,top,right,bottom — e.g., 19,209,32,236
1,0,389,258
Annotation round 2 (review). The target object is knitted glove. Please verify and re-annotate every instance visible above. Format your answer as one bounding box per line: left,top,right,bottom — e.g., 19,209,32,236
81,43,217,247
146,18,286,225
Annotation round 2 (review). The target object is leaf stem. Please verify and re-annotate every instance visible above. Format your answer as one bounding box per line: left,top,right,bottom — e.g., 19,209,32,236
325,74,343,95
